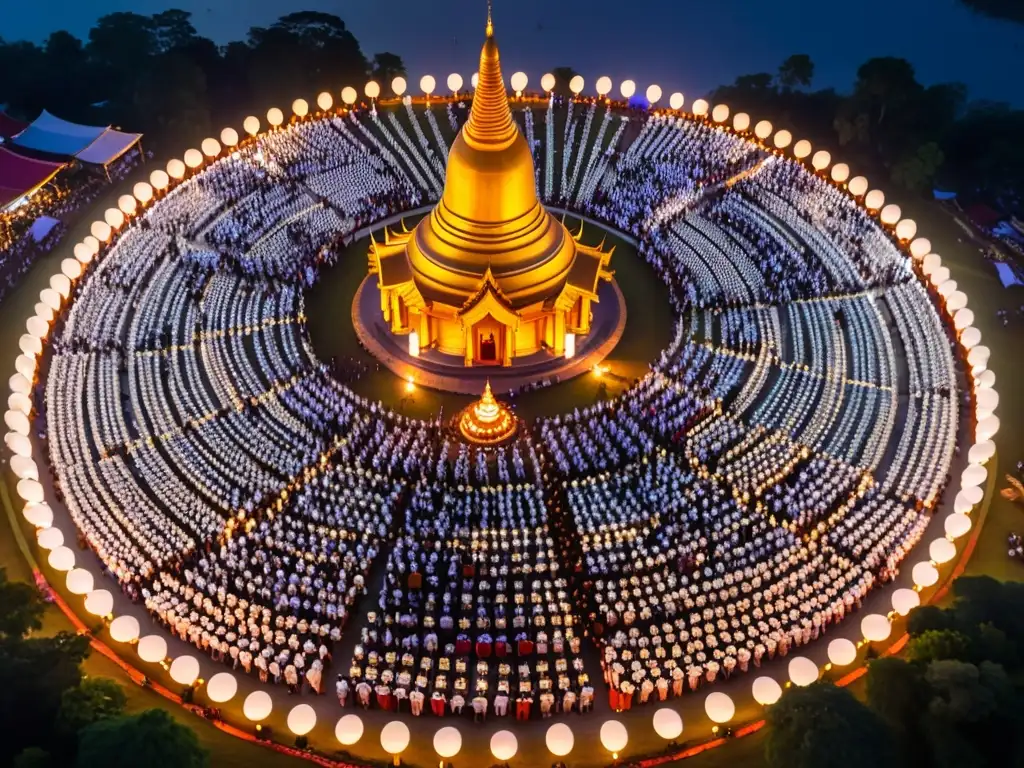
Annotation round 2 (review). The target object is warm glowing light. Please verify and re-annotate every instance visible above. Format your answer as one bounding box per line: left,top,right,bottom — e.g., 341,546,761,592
420,74,437,95
392,76,407,96
669,92,685,110
510,71,528,93
342,86,358,105
620,79,636,98
569,75,585,95
541,73,556,92
292,98,308,118
266,107,284,126
646,84,662,104
595,76,612,96
365,80,381,99
448,73,464,92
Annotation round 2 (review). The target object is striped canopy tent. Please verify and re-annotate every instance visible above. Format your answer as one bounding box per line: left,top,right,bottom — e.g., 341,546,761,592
12,110,143,167
0,147,65,210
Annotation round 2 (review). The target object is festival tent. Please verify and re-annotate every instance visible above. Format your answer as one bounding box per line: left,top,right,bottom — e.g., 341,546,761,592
75,127,144,166
994,261,1024,289
0,147,65,210
12,110,108,156
0,111,28,140
29,215,61,242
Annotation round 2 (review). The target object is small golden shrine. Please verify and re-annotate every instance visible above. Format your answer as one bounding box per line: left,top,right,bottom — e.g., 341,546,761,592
367,5,614,367
456,381,518,445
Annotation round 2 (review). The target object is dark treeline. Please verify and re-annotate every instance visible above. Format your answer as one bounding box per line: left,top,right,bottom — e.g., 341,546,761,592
1,9,1022,213
0,10,406,154
708,53,1024,214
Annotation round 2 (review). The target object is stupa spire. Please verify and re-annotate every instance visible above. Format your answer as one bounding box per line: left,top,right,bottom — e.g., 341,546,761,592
464,1,517,151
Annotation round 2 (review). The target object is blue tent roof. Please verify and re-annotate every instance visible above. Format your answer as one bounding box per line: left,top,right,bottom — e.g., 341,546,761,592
12,110,108,157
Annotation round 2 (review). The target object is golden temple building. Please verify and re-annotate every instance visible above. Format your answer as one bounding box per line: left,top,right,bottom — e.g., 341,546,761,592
368,7,614,367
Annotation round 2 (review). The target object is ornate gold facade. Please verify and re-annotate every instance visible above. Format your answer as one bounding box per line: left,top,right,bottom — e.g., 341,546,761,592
367,9,613,366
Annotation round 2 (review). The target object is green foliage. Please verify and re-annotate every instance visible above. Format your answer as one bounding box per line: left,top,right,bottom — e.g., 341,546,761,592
765,682,898,768
958,0,1024,23
57,677,128,742
778,54,814,90
0,567,46,638
906,628,971,663
372,52,406,95
75,709,208,768
12,748,52,768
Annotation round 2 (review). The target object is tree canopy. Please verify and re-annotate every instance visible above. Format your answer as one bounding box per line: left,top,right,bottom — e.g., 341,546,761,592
76,709,207,768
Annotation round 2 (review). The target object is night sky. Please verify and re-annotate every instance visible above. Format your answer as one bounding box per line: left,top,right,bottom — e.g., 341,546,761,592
7,0,1024,106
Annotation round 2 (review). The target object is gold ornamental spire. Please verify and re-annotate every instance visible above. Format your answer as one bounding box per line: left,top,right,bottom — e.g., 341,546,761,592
464,2,518,151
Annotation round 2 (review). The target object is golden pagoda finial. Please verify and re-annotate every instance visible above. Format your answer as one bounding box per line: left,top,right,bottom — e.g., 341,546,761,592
483,379,495,402
464,0,517,151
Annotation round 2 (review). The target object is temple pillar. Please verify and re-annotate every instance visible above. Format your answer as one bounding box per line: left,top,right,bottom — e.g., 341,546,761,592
381,289,391,322
503,325,513,366
419,312,429,348
390,294,403,332
578,296,592,333
553,312,565,356
464,326,474,366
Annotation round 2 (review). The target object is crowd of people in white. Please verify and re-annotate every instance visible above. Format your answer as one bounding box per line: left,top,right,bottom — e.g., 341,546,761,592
43,97,960,721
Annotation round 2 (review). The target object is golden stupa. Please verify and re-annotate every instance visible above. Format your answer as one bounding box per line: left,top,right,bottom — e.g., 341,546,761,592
457,380,518,444
368,6,614,367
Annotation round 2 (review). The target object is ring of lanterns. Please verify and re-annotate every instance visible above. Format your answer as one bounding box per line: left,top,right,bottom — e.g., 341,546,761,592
7,67,998,765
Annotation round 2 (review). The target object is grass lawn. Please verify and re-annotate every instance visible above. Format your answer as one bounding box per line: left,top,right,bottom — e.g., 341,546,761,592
304,213,674,422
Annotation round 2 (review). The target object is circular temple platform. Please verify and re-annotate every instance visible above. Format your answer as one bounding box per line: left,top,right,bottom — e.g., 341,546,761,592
352,275,627,395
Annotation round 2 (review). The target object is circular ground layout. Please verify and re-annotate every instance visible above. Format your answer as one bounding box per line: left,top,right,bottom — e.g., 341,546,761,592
22,93,984,765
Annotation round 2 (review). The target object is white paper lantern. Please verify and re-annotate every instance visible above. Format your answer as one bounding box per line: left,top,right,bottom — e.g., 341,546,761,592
976,388,998,415
447,73,464,93
880,203,902,225
960,326,981,349
6,432,32,457
652,707,683,739
61,258,82,280
17,479,44,503
733,112,750,132
811,150,831,171
434,726,462,758
669,92,685,110
967,345,990,369
620,79,636,99
961,464,987,488
291,98,308,118
490,729,518,760
150,169,170,190
50,274,71,298
751,676,783,705
953,308,974,330
243,690,272,722
848,176,869,196
365,80,381,99
970,415,995,438
788,656,818,686
109,614,140,643
712,104,730,123
5,410,29,435
37,526,64,550
341,86,358,106
922,252,941,273
827,637,857,666
10,372,32,394
861,613,892,642
10,455,38,480
891,588,920,616
570,75,585,95
968,440,995,464
206,672,237,703
166,159,186,180
471,73,479,89
335,714,363,745
66,568,94,595
963,484,984,505
976,369,995,388
169,655,200,686
420,75,436,95
317,92,334,111
104,207,125,229
266,107,284,127
510,71,528,93
705,692,735,723
201,138,221,157
219,128,239,149
137,634,168,663
117,194,137,216
90,220,112,241
84,589,114,617
243,116,260,136
944,513,972,539
946,291,967,312
793,139,812,158
14,355,35,381
692,99,709,116
380,721,410,755
831,163,850,183
930,538,957,565
26,313,49,337
895,218,917,240
546,723,574,756
909,238,931,258
287,703,316,736
936,279,957,298
133,181,154,204
10,387,34,411
600,720,628,754
754,119,773,139
23,502,52,528
912,561,939,587
541,73,556,92
646,84,663,104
